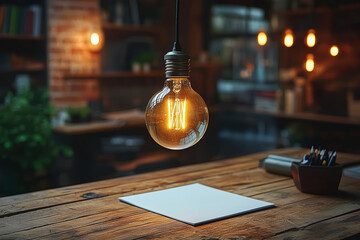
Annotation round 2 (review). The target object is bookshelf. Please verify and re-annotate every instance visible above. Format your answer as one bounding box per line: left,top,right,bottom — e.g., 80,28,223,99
99,0,168,73
0,0,47,103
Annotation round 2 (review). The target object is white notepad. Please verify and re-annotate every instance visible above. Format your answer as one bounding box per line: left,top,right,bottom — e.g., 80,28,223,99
119,183,274,226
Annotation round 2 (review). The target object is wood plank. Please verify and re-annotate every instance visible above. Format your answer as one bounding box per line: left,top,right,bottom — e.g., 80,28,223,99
1,147,356,218
4,178,357,240
113,183,360,240
0,150,303,236
0,148,303,214
0,161,258,216
268,210,360,240
0,180,291,239
0,166,286,233
1,148,359,239
0,171,358,239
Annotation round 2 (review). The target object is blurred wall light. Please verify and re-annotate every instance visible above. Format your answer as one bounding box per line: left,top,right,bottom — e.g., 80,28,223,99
284,29,294,47
91,33,100,45
257,31,267,46
330,45,339,56
305,54,314,72
306,29,316,48
89,31,104,51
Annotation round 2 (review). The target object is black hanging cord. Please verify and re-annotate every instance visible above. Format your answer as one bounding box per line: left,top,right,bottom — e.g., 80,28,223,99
173,0,182,51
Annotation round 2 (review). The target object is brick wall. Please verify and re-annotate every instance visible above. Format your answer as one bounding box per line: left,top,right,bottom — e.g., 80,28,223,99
48,0,101,107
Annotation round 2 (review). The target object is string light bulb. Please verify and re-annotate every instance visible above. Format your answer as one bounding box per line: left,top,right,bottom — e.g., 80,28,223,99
306,29,316,48
145,0,209,150
257,31,267,46
284,29,294,47
330,45,339,56
305,54,315,72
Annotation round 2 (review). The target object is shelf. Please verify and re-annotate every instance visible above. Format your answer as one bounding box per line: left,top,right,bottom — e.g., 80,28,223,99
273,3,360,16
0,67,45,75
0,34,46,41
53,109,145,135
210,32,257,39
102,22,165,36
217,104,360,126
53,121,126,135
63,70,164,80
53,120,145,135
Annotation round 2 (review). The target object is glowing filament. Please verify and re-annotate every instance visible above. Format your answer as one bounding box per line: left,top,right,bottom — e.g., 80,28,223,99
168,98,186,130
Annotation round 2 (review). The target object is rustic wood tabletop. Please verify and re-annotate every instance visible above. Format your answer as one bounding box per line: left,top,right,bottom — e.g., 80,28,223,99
0,148,359,239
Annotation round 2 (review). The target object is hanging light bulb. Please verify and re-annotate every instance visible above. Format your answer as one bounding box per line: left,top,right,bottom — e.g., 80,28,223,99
330,45,339,56
284,29,294,47
305,54,314,72
306,29,316,48
145,0,209,150
257,31,267,46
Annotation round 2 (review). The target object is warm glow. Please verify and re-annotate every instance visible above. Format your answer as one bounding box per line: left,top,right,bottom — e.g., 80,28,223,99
146,77,209,150
306,30,316,47
284,29,294,47
305,54,315,72
90,32,100,46
330,45,339,56
257,31,267,46
168,98,186,130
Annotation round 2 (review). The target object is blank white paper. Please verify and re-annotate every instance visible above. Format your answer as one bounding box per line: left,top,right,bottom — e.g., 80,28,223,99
119,183,274,226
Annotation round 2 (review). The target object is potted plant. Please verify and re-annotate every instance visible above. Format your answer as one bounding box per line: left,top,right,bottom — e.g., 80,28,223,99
131,50,158,73
66,106,92,124
0,88,72,195
141,50,158,72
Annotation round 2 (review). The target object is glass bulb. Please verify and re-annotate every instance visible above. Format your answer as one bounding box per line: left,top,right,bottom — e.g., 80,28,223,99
145,77,209,150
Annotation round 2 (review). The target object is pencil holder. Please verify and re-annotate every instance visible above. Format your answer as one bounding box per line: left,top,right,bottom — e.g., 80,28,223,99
291,162,342,194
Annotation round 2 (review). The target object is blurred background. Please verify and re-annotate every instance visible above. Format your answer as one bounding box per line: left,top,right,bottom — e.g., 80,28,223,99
1,0,360,196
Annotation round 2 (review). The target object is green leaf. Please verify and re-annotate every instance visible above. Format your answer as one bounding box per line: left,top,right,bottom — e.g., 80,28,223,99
0,88,72,171
4,141,11,149
16,135,27,142
61,146,74,157
33,160,44,171
32,134,43,142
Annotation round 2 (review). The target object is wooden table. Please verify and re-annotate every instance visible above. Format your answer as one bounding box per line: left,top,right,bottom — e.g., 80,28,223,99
1,148,359,239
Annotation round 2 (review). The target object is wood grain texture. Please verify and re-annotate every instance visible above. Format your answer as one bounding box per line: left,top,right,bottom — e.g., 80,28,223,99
0,148,359,240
